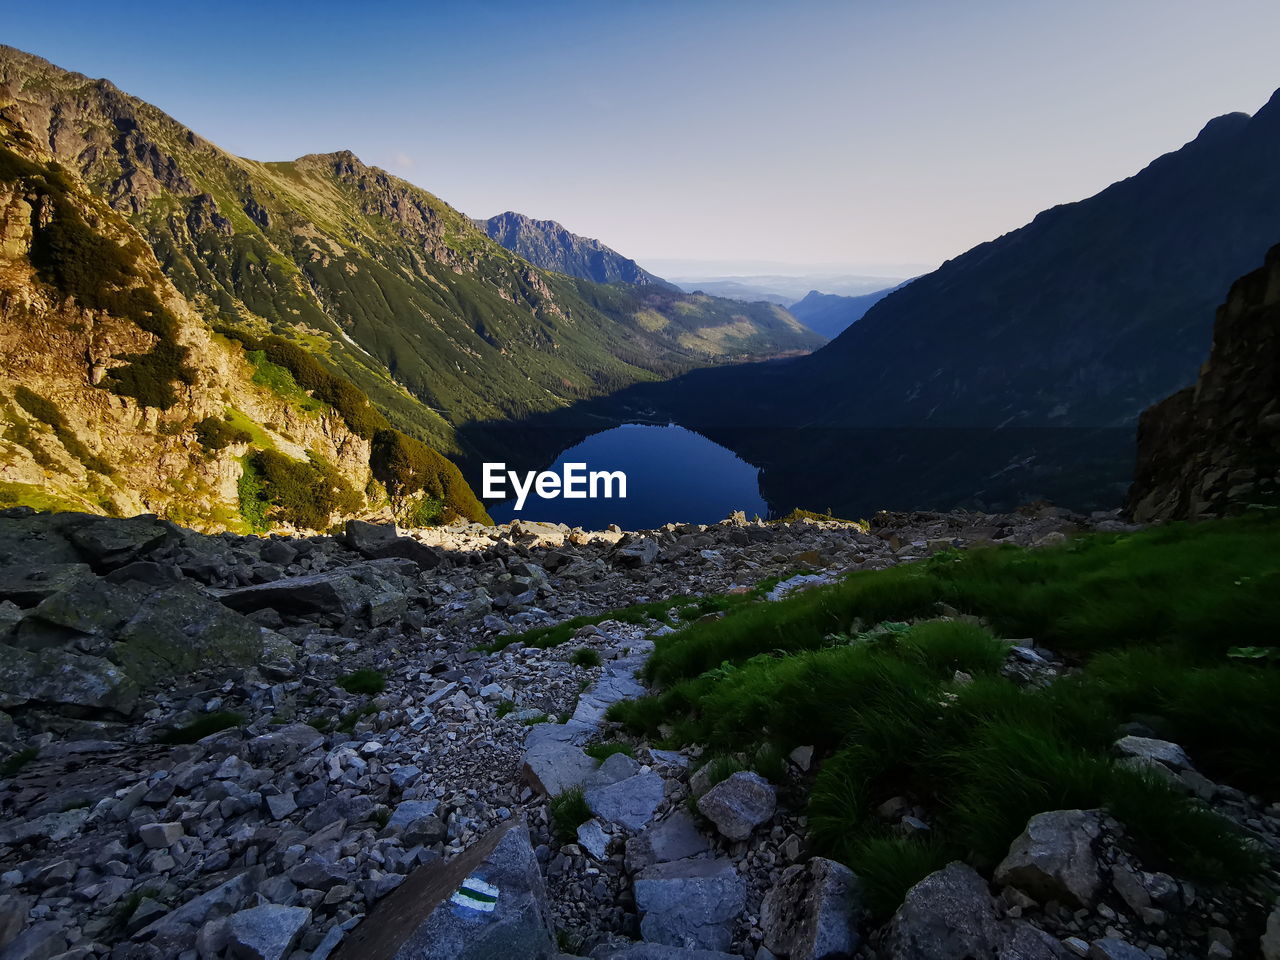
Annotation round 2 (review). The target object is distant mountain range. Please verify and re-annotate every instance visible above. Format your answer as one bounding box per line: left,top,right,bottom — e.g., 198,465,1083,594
787,284,907,339
476,211,677,289
533,86,1280,515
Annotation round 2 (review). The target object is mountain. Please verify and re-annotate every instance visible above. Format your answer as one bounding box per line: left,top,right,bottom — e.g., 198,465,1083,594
0,46,820,473
476,210,676,289
620,89,1280,516
0,110,488,528
1129,243,1280,521
788,284,905,338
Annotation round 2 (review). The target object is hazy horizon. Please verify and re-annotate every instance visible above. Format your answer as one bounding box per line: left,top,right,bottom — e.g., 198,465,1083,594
7,0,1280,272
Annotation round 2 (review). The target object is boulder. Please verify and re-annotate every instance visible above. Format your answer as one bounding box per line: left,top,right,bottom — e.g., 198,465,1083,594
245,724,325,766
1001,923,1073,960
0,645,138,715
1113,736,1192,770
116,582,276,685
218,571,367,619
332,819,554,960
522,740,597,797
696,771,776,841
585,771,665,831
67,514,176,569
994,810,1104,907
883,863,1003,960
615,538,659,567
344,520,400,556
633,858,747,952
760,857,862,960
625,811,709,873
0,563,93,607
227,904,311,960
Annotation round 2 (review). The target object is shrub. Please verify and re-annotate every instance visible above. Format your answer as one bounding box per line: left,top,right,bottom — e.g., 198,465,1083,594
244,449,361,531
570,648,602,668
338,669,386,695
193,415,253,451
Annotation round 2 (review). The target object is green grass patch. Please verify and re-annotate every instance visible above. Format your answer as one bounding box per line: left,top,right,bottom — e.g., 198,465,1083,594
549,787,592,842
584,741,635,762
156,711,245,745
338,669,386,695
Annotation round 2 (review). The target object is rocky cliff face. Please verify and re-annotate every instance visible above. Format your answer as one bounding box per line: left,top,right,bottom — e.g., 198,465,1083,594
477,211,675,289
1129,244,1280,521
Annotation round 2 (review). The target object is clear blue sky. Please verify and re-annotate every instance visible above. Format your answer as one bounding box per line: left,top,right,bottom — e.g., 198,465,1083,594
7,0,1280,272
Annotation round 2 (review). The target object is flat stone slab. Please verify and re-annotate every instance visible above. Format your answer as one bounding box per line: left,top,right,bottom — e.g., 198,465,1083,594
585,771,664,831
625,810,709,873
522,740,597,797
634,857,746,952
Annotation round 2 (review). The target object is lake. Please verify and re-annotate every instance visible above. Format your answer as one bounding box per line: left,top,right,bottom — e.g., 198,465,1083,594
486,423,768,529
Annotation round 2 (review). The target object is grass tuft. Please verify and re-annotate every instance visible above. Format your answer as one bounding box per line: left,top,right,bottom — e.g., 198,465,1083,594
338,669,386,696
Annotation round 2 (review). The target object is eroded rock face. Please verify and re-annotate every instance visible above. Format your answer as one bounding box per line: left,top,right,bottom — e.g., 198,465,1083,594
1130,242,1280,521
994,810,1105,908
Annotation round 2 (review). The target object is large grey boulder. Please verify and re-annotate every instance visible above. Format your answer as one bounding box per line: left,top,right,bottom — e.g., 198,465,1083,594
696,771,776,841
0,645,138,715
245,724,325,766
760,857,862,960
332,819,554,960
625,810,709,873
1113,736,1192,771
633,858,747,952
218,571,367,619
227,904,311,960
615,537,659,567
883,862,1003,960
67,514,176,569
117,583,279,685
585,771,665,831
0,563,92,607
994,810,1104,907
345,520,400,556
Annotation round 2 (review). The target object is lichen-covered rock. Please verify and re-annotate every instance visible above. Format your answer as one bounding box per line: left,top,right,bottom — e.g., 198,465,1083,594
0,644,139,714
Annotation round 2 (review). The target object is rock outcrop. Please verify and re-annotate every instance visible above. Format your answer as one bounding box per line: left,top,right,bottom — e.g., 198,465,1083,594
1129,242,1280,521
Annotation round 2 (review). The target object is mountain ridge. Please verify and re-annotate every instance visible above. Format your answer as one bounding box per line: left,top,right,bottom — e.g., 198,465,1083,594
476,210,677,289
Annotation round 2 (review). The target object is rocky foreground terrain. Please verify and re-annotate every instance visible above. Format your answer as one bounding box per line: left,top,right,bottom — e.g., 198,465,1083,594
0,505,1276,960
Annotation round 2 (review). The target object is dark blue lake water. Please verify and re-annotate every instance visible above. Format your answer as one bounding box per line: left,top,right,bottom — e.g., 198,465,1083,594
486,423,768,529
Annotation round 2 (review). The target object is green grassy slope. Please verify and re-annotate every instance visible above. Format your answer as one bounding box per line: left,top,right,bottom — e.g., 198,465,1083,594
611,513,1280,916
